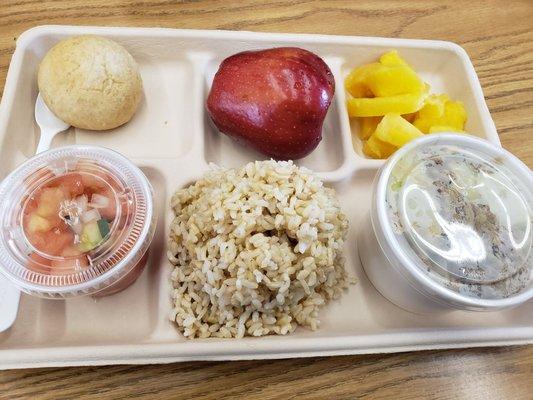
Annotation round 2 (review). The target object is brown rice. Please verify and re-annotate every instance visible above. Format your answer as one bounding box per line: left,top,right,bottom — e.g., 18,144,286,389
167,160,350,339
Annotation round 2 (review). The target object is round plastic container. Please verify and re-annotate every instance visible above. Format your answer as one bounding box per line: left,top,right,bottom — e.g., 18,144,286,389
358,134,533,313
0,145,156,298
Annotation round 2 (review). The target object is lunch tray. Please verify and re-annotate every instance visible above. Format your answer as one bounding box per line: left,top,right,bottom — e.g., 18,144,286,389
0,25,531,370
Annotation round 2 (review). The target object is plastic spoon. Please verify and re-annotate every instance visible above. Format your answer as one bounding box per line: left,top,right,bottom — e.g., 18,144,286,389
0,93,71,333
34,92,70,153
0,275,20,333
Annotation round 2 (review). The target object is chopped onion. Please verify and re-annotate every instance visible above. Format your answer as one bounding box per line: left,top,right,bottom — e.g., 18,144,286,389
89,193,111,209
71,221,83,235
75,195,88,211
81,208,101,223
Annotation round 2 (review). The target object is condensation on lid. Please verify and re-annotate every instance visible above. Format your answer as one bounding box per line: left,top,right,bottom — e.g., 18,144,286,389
385,138,532,299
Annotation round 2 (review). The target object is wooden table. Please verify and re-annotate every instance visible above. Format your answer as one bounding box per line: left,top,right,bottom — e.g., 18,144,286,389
0,1,531,398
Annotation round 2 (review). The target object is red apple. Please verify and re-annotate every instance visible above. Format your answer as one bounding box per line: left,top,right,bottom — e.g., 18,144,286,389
206,47,335,160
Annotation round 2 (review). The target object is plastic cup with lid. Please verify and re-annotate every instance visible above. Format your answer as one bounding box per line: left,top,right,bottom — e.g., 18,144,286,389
358,133,533,313
0,145,156,298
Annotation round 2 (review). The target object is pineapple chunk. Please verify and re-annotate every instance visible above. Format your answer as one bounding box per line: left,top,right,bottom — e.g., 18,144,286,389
443,100,467,131
414,96,467,133
363,134,397,159
364,64,425,97
27,213,51,233
379,50,409,67
346,81,373,99
413,94,447,132
347,89,427,117
418,94,449,119
358,116,382,140
346,52,424,97
374,113,424,147
362,140,379,158
345,63,379,98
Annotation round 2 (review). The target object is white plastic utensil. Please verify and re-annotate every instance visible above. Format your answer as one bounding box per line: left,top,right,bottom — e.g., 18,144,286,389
34,92,70,153
0,275,20,333
0,93,70,333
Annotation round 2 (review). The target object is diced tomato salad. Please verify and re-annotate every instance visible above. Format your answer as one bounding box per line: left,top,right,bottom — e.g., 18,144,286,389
22,170,122,274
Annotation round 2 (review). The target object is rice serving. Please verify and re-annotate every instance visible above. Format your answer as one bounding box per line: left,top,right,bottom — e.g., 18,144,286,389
167,160,350,339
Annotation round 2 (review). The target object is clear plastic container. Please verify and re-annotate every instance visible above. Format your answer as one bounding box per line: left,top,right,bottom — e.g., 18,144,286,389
0,145,156,298
358,134,533,313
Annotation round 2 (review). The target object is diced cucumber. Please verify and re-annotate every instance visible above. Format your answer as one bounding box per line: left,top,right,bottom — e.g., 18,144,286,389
78,242,94,253
79,220,103,251
78,219,110,252
97,218,110,238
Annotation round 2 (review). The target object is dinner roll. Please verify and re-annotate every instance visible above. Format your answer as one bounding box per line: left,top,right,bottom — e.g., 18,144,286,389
38,35,143,130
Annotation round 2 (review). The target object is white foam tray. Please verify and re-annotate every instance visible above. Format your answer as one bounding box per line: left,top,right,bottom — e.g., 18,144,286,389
0,25,531,370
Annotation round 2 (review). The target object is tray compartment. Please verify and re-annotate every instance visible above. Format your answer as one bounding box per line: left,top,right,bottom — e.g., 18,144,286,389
74,60,197,159
47,61,199,159
340,46,500,160
202,56,348,174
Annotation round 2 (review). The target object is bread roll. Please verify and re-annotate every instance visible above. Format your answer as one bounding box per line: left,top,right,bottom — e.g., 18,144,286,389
38,35,143,130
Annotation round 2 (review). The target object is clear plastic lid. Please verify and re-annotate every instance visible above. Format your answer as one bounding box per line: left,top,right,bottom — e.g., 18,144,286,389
0,145,155,298
384,135,532,300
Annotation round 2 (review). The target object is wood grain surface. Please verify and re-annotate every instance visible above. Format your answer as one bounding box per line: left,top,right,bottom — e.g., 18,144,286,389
0,0,532,399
